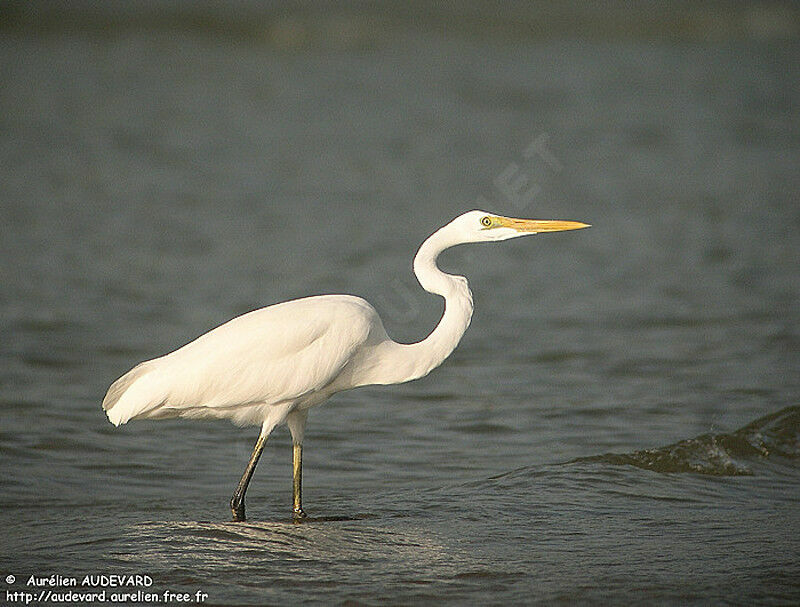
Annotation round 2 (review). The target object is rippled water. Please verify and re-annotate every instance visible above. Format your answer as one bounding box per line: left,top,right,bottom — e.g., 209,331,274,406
2,4,799,605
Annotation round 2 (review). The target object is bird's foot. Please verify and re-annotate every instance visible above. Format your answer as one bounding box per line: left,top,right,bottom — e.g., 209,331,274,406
292,507,307,523
230,496,246,522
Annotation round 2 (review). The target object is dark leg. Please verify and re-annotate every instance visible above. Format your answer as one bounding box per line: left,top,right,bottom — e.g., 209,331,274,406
292,443,307,521
230,434,267,522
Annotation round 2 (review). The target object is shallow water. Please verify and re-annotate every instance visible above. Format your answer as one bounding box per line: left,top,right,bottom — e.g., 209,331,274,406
1,4,799,605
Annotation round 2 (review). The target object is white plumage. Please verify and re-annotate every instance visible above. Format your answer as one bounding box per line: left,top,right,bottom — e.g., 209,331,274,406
104,295,382,428
102,210,588,521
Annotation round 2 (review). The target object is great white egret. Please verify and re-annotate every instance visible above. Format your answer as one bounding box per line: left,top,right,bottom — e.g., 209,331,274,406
103,210,589,521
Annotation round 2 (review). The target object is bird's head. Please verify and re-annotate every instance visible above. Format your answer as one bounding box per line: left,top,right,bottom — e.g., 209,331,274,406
447,210,590,243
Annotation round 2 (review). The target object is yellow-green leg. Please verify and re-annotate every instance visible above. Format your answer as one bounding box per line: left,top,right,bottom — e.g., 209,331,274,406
230,434,267,522
293,443,307,521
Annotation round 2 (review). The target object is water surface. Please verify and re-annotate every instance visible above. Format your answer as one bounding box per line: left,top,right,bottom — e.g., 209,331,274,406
1,4,799,605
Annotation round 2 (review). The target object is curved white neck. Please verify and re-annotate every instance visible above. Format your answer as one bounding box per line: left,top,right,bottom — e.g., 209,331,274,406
382,224,474,382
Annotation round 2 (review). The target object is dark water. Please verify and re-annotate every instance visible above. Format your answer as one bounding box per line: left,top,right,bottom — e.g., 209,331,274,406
2,4,799,605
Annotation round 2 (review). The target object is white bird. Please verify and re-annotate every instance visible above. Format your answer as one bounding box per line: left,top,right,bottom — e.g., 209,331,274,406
103,210,589,521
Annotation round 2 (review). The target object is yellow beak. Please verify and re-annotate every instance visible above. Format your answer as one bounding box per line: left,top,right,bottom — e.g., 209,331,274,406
496,217,591,233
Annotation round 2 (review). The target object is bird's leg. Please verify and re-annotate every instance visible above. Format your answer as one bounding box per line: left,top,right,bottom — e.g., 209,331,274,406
230,433,267,522
292,442,307,521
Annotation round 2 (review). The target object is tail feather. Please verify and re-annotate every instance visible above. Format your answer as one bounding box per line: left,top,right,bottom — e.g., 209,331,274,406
102,361,164,426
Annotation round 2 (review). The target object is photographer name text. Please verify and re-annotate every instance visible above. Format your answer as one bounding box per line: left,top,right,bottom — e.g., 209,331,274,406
26,575,153,588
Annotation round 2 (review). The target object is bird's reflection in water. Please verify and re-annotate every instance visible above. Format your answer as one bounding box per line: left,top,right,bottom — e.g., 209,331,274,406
124,518,468,577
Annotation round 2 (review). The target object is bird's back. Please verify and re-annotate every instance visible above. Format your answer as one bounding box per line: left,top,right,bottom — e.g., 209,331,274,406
103,295,386,426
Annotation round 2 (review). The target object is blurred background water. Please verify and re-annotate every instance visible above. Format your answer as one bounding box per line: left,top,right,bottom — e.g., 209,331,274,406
1,1,799,604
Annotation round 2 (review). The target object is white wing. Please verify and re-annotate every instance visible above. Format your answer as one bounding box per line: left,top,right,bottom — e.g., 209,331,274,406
103,295,382,426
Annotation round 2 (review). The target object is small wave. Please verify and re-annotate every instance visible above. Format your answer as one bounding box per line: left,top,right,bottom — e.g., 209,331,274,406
575,405,800,476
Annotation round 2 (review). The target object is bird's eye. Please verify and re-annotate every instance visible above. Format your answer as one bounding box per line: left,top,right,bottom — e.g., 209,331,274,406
480,216,492,227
